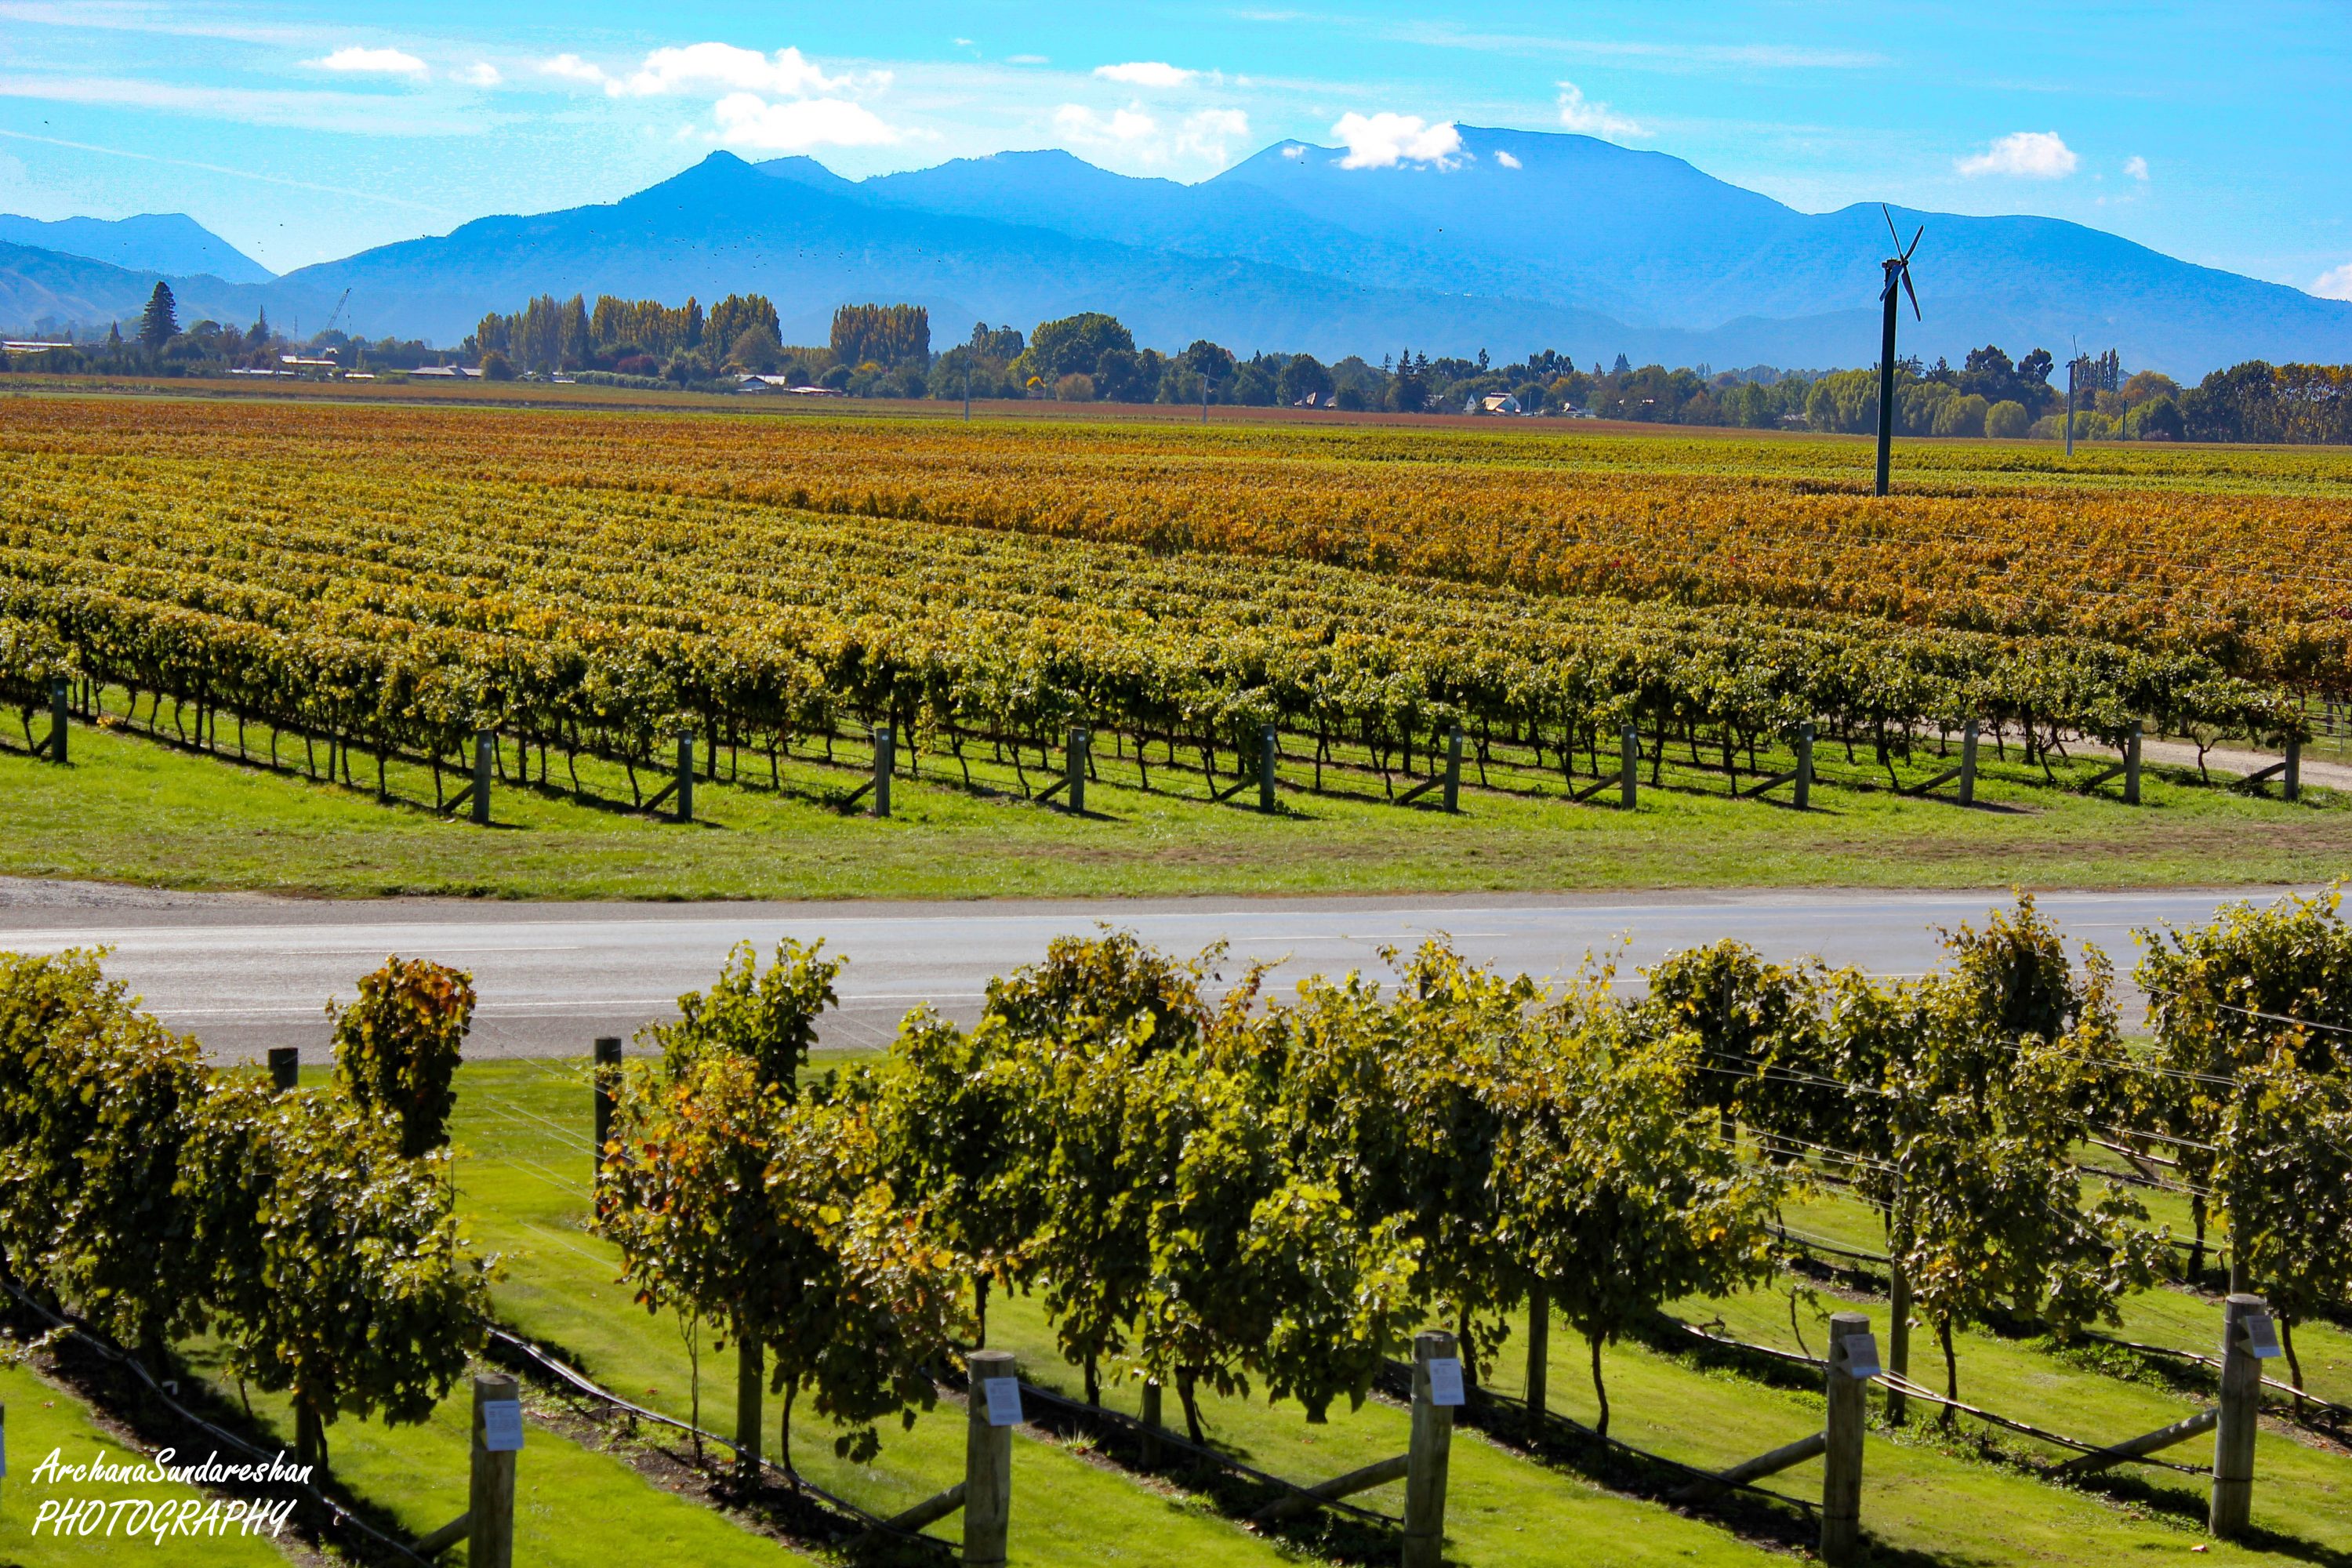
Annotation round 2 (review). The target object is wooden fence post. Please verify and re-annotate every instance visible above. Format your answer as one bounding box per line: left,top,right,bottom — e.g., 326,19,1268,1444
676,735,695,824
49,677,67,764
1523,1287,1550,1417
2285,735,2301,802
469,1373,521,1568
592,1036,622,1174
1793,722,1813,811
1139,1379,1163,1469
965,1349,1018,1567
1065,726,1087,815
1442,726,1463,813
2212,1293,2271,1538
1885,1253,1912,1426
472,731,492,826
1259,724,1278,814
1958,720,1979,806
735,1340,763,1483
1620,724,1639,809
1821,1312,1875,1565
267,1047,299,1092
872,725,894,819
2123,720,2143,805
1403,1330,1460,1568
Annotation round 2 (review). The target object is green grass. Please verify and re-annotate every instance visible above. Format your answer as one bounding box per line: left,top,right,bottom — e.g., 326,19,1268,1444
445,1058,2352,1568
165,1342,815,1568
0,1360,291,1566
2,706,2343,901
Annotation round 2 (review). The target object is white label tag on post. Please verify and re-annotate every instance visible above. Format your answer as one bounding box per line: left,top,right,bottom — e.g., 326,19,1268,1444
983,1377,1024,1427
1838,1332,1882,1379
2244,1312,2285,1360
1425,1357,1466,1407
481,1399,525,1453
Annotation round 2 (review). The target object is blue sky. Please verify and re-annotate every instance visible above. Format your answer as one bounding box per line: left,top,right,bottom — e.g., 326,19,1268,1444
2,1,2347,297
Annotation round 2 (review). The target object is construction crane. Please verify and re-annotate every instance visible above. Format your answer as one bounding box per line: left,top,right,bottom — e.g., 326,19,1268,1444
321,288,352,338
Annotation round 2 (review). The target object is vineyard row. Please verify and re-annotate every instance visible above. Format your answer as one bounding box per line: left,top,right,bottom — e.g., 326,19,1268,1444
9,398,2352,689
0,483,2308,808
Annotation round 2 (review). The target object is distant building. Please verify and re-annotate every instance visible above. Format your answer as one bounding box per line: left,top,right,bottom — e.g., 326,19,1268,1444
411,365,483,379
1478,393,1523,416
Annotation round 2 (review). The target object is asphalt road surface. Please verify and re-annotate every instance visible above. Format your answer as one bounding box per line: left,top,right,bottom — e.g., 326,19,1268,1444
0,880,2314,1062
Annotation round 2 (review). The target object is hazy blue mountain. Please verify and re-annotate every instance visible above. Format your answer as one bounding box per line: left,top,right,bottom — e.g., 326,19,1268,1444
9,128,2350,375
276,151,1633,358
854,127,2352,375
798,127,2350,373
0,241,285,338
0,213,274,285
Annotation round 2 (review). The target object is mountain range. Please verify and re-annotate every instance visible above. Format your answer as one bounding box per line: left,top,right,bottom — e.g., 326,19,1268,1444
7,127,2349,376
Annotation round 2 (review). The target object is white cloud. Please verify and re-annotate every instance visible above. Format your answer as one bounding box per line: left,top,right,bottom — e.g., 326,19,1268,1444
455,61,501,88
2124,154,2149,182
710,92,898,151
1006,54,1049,66
1331,111,1463,170
1056,102,1159,144
2314,263,2352,302
1094,61,1196,87
1555,82,1640,137
1494,149,1522,169
309,45,427,80
616,43,854,99
540,53,608,86
1178,107,1248,162
1955,130,2078,179
1281,142,1305,159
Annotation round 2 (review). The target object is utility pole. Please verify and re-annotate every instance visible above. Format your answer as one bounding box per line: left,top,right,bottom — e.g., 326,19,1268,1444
2064,350,2077,458
1874,260,1900,497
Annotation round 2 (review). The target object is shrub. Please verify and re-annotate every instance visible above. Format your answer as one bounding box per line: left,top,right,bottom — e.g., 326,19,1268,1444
328,956,475,1158
1932,393,1989,438
1984,399,2031,439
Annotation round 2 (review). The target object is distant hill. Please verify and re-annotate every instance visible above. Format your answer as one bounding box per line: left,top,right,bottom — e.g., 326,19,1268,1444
0,242,286,338
8,129,2349,375
274,151,1633,359
858,128,2352,375
0,213,274,285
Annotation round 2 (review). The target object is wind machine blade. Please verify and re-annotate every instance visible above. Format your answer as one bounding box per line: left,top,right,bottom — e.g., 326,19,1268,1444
1900,264,1921,320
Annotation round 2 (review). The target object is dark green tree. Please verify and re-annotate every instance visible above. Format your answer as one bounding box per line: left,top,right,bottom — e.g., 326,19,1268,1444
1028,313,1136,379
139,281,179,348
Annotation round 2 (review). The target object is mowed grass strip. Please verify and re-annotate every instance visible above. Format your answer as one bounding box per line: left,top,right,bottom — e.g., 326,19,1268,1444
168,1347,817,1568
0,1360,291,1567
2,710,2343,902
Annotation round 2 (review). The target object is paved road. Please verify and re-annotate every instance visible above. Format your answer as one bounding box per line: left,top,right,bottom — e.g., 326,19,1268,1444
0,880,2314,1062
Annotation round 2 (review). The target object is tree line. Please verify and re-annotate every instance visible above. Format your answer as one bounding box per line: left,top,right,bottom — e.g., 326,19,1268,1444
9,281,2352,445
